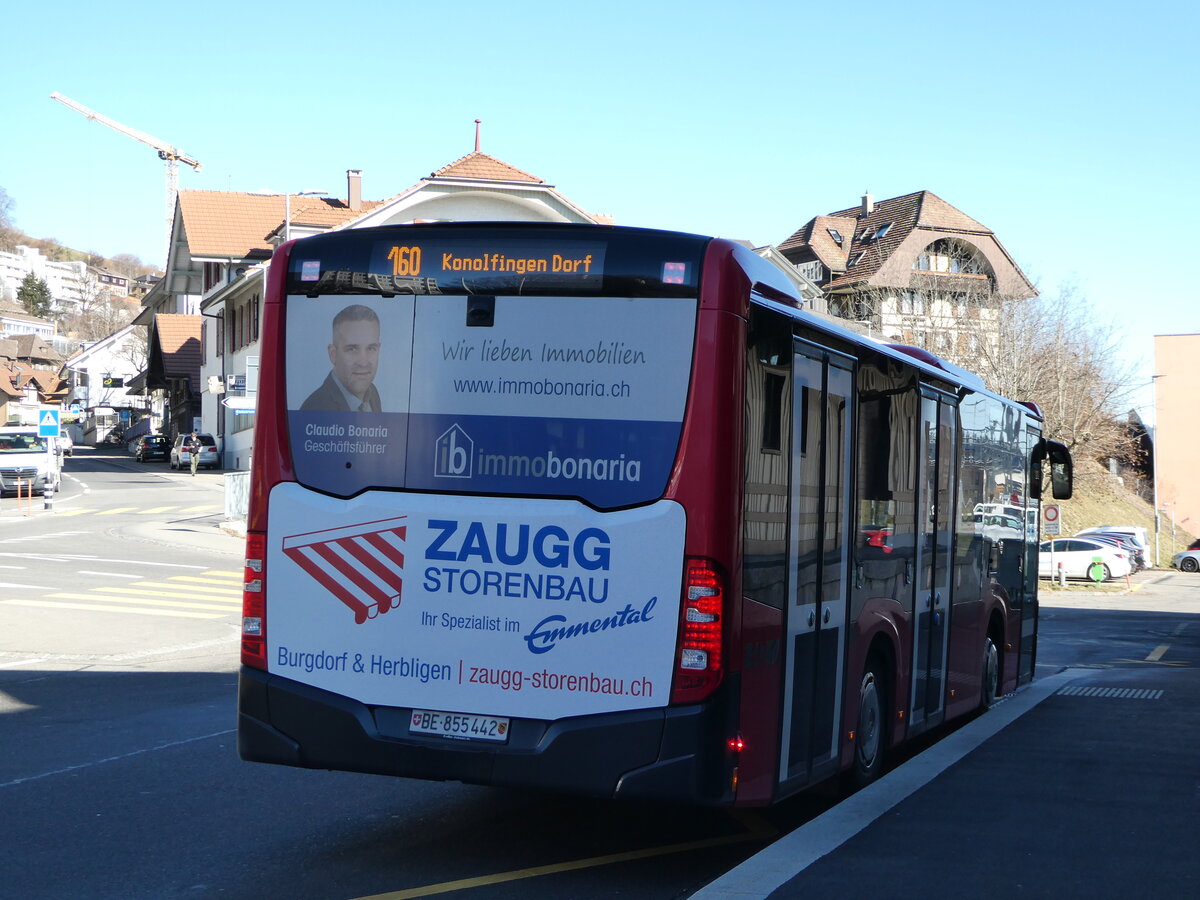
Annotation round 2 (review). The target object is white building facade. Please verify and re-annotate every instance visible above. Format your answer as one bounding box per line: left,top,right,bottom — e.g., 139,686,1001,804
0,245,87,318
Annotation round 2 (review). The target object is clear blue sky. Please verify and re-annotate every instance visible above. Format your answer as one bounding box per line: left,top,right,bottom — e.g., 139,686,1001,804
2,0,1195,421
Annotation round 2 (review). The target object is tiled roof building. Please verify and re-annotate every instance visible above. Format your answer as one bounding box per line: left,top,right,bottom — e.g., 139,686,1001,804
779,191,1034,362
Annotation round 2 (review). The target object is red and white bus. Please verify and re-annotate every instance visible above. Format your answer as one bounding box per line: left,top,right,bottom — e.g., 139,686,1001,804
237,223,1072,806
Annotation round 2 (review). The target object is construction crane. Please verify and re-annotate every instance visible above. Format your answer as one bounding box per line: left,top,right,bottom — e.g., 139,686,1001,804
50,91,202,258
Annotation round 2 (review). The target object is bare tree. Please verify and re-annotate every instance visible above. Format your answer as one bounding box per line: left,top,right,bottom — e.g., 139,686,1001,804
60,274,136,341
849,278,1139,469
108,254,149,278
980,285,1140,465
115,326,149,374
0,186,16,253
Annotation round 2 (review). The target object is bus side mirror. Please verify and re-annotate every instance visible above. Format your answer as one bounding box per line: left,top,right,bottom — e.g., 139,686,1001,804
1049,444,1073,500
1032,439,1073,501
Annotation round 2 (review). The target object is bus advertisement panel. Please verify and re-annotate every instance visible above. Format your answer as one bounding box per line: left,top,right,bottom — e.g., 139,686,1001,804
284,291,696,506
266,488,684,719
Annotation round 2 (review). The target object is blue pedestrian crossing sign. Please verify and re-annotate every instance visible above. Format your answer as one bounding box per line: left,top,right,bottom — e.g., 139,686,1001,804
38,409,61,437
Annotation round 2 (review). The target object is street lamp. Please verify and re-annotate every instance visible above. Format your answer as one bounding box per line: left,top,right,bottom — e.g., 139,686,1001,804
1151,374,1166,566
284,190,328,243
249,189,328,243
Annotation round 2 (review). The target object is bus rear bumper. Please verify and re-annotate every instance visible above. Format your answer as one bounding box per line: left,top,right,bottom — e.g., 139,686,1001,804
237,666,732,803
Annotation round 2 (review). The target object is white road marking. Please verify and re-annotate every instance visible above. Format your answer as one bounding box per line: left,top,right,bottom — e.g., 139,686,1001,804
0,728,236,789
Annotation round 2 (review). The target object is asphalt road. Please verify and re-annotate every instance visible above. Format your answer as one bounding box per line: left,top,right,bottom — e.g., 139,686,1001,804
2,451,1196,899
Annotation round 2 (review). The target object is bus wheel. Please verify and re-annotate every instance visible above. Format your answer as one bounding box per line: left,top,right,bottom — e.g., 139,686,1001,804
981,636,1000,710
851,659,887,788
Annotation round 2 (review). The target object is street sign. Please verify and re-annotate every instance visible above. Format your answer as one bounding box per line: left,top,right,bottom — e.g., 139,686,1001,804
38,409,61,437
222,395,256,414
1044,504,1061,536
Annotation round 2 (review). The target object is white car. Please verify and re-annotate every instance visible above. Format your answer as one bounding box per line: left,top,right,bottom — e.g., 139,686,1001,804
0,426,62,495
1039,537,1132,581
57,429,74,457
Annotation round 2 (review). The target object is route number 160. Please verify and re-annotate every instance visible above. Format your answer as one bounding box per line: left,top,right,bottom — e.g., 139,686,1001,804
388,245,422,277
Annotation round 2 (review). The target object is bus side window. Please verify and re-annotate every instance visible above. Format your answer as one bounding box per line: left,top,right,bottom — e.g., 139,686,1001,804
852,354,915,619
743,307,793,610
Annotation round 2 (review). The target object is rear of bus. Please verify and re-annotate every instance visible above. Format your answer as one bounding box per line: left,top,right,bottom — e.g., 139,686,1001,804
237,223,763,803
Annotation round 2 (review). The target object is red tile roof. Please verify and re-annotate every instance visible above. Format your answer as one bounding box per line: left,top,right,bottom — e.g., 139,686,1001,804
154,314,202,381
428,152,545,184
178,191,385,259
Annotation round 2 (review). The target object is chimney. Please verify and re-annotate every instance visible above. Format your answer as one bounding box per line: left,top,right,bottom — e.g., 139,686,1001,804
347,169,362,212
861,192,874,217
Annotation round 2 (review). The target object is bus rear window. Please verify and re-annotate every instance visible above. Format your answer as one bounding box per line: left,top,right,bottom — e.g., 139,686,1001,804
284,292,698,507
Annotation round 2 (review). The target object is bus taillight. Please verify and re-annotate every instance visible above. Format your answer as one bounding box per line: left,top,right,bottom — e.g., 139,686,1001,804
671,557,725,703
241,531,267,670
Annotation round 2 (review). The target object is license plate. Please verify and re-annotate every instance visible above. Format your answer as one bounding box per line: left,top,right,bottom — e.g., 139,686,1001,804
409,709,510,742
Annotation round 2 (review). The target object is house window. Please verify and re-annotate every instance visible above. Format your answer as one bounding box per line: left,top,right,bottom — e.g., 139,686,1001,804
203,262,223,292
915,238,986,275
874,223,892,240
827,228,844,246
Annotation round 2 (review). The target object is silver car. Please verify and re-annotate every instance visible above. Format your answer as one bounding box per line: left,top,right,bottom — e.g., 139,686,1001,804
170,433,220,470
1171,550,1200,573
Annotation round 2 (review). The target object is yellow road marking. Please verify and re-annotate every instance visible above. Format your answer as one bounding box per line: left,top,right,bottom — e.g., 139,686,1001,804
2,599,223,619
128,580,241,596
50,509,90,517
1146,644,1170,662
49,592,240,612
1114,657,1188,667
136,506,180,514
93,586,239,601
95,507,138,516
178,506,218,514
201,570,243,579
169,575,245,586
352,828,772,900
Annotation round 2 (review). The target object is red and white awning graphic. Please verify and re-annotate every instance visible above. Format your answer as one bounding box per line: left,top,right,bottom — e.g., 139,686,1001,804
282,517,407,624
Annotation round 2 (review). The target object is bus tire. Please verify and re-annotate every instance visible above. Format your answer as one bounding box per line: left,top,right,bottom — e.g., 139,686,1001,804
850,657,887,788
981,635,1000,710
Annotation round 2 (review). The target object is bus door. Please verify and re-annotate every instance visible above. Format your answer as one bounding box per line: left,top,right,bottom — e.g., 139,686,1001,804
780,341,854,787
909,388,958,732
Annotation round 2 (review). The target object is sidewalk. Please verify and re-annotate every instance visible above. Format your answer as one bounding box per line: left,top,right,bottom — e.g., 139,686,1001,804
695,661,1200,898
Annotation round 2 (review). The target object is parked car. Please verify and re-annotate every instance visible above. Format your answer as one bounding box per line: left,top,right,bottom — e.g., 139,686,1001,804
135,435,170,463
1038,537,1132,581
57,429,74,457
1084,534,1147,572
0,426,61,495
1172,549,1200,573
170,433,219,470
1076,526,1150,554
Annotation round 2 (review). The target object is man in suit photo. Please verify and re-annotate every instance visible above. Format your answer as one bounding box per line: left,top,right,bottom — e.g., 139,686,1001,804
301,304,383,412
